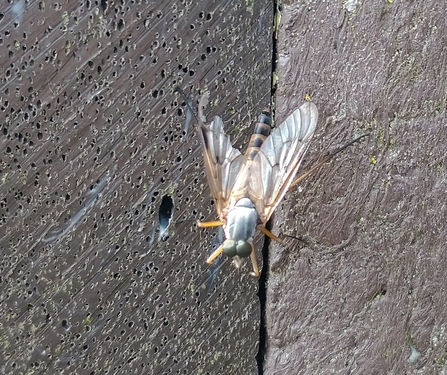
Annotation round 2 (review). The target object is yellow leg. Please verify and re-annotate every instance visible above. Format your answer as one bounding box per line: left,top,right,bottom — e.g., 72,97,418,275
249,245,259,277
197,220,223,228
260,226,283,243
289,134,368,191
206,245,224,264
289,159,327,190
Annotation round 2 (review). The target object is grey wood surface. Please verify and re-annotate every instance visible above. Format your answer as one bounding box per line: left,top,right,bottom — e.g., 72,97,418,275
0,1,272,374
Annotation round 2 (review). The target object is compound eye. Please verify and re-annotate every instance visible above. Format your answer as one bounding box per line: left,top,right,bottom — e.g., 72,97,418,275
236,241,252,258
222,240,237,257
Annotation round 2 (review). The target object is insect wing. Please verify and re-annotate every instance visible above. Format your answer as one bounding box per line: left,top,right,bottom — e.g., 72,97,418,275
247,102,318,223
198,116,244,218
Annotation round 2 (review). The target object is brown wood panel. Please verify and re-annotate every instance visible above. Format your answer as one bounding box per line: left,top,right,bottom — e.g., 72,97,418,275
267,1,447,374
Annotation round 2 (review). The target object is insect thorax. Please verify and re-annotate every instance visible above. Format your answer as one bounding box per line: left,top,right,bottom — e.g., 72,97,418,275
225,198,258,242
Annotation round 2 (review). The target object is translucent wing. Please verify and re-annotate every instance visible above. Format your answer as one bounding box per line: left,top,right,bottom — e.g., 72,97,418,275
198,116,244,218
247,102,318,223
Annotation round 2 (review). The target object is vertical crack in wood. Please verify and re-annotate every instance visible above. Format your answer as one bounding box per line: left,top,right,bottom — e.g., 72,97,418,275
256,1,280,373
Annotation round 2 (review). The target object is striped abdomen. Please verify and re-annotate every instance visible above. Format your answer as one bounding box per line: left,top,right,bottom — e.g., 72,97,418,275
244,109,272,164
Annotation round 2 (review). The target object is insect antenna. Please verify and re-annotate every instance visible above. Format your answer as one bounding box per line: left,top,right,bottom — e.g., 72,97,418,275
174,86,198,136
174,86,196,114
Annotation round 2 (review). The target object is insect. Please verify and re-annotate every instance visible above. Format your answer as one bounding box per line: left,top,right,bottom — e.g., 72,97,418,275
197,101,318,276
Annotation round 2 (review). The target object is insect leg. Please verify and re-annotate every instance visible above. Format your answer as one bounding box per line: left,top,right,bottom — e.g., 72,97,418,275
260,226,283,243
206,245,224,264
289,134,368,190
197,220,224,228
174,86,198,118
249,244,259,277
288,162,325,190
